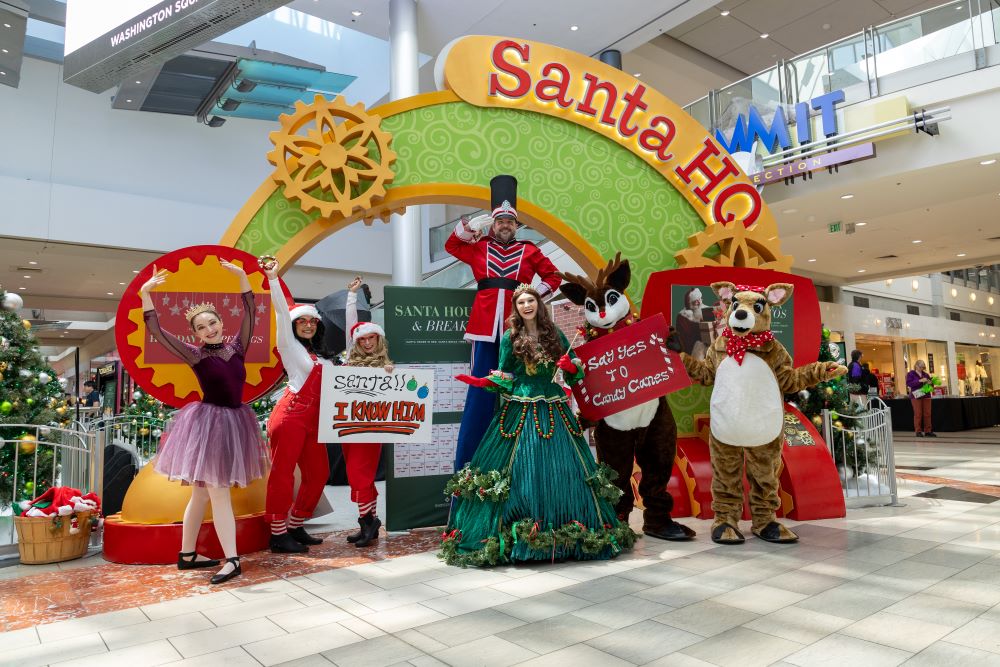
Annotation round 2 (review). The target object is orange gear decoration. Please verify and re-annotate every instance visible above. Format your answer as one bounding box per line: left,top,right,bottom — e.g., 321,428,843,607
267,94,397,218
674,222,792,271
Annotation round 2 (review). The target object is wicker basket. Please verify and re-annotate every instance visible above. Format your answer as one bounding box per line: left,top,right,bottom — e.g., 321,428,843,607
14,511,93,565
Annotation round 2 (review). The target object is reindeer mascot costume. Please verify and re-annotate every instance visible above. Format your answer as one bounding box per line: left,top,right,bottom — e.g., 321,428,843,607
682,282,846,545
560,254,695,541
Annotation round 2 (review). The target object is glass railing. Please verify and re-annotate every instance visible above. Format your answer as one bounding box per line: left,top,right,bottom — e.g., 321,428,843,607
686,0,1000,135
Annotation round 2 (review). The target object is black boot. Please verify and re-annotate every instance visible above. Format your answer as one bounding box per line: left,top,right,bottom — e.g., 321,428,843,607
270,532,309,553
210,557,242,585
346,525,363,543
354,513,381,548
288,526,323,545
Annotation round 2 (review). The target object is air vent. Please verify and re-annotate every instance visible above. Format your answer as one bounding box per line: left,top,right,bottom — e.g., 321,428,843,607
906,305,919,315
989,236,1000,241
15,266,42,273
853,296,870,308
875,255,898,259
950,312,961,321
987,317,996,327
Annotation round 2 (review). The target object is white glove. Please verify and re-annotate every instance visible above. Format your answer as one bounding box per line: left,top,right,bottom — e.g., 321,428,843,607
466,214,494,234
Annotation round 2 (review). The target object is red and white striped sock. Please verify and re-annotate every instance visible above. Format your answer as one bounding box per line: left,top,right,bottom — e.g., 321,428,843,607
270,518,287,536
358,500,377,517
288,514,306,529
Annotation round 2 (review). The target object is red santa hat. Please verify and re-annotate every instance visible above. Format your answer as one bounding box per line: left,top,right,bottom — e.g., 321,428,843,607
289,303,320,322
351,321,385,342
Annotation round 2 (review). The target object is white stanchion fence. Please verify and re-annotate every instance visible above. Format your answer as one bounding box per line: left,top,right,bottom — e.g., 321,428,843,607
822,397,900,508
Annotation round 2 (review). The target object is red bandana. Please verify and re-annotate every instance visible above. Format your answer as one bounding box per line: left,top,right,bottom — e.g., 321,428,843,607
723,327,774,365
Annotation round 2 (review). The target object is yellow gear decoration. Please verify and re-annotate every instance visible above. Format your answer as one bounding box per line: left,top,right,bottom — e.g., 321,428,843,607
267,94,397,218
675,222,792,271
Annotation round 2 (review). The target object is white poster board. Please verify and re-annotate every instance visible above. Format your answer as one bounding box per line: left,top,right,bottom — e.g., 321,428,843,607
318,367,434,444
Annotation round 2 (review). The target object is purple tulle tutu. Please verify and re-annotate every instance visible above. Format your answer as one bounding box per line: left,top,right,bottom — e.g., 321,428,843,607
155,401,268,488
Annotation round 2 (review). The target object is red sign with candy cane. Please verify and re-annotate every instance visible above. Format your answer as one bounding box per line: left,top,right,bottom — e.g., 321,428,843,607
571,313,691,421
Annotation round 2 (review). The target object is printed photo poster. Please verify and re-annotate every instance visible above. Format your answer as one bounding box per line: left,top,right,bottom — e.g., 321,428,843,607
669,283,795,361
318,367,435,444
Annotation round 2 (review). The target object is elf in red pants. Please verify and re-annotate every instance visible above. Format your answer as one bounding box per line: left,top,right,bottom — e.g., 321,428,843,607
264,260,333,553
342,276,392,547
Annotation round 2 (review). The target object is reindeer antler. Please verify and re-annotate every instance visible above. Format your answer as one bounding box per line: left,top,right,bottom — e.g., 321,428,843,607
594,252,623,288
557,270,597,294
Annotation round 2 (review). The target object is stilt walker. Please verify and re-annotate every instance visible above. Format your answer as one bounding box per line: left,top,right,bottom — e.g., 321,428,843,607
263,259,332,553
446,175,561,469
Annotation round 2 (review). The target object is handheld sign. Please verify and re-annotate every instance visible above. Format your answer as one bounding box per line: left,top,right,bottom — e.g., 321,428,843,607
319,367,434,443
571,313,691,421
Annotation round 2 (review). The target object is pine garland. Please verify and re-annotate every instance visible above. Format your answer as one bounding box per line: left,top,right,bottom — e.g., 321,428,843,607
439,518,637,568
585,463,624,504
444,465,511,503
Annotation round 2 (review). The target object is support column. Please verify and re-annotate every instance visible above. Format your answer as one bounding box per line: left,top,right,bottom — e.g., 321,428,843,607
389,0,421,286
946,339,959,396
891,338,906,396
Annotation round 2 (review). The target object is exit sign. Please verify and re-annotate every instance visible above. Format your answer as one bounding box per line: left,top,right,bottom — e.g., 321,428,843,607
828,223,842,233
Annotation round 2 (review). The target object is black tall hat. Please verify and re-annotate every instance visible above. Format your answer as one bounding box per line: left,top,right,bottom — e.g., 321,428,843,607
490,175,518,221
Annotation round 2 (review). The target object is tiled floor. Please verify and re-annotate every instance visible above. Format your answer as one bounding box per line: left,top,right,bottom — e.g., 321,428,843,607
2,427,1000,666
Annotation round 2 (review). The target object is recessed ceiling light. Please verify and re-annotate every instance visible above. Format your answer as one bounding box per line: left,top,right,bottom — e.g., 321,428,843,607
570,25,579,31
855,221,867,226
0,72,6,76
28,260,37,265
18,286,25,290
23,275,29,279
981,159,997,165
807,258,817,262
3,23,10,28
760,33,769,39
126,99,132,103
1,49,7,53
822,23,831,29
633,72,641,77
135,80,141,85
351,10,362,16
720,10,730,16
132,270,140,274
957,253,967,257
782,208,797,214
107,292,114,296
840,193,854,199
912,239,922,244
118,282,126,285
857,269,866,273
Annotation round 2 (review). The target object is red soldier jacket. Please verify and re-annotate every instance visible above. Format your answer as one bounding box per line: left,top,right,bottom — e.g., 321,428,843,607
445,221,561,342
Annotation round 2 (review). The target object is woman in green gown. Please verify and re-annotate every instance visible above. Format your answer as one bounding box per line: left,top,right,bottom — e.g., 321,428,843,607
441,285,636,567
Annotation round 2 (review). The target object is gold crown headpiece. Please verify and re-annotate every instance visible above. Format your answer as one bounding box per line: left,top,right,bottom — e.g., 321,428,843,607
184,302,217,322
514,283,534,296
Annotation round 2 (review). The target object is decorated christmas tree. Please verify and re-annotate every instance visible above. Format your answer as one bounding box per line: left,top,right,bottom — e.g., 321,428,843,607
0,289,67,508
787,325,874,478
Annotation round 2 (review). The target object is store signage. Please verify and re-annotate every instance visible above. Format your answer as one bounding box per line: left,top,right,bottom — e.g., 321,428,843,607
886,317,903,329
571,313,691,421
717,90,845,155
98,363,116,377
753,143,875,186
440,37,772,231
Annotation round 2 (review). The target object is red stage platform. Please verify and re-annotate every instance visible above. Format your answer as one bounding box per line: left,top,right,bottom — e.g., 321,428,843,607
103,513,270,565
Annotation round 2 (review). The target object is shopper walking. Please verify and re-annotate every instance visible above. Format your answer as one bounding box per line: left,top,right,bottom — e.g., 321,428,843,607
141,260,268,585
847,350,866,406
263,260,332,554
906,359,936,437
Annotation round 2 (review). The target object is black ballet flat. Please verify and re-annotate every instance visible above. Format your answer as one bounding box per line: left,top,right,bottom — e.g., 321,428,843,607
177,551,220,570
210,557,242,585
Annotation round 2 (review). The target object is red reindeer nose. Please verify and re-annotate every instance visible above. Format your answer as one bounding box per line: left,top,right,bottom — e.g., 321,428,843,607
599,310,606,319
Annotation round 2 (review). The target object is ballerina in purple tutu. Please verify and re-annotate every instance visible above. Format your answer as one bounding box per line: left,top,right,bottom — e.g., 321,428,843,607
140,259,269,585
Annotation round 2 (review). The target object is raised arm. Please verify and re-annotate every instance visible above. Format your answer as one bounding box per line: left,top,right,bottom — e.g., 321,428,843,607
444,216,485,265
139,266,199,365
220,260,253,352
264,261,314,389
345,276,362,353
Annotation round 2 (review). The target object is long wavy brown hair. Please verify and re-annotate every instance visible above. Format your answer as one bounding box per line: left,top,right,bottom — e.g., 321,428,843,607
508,287,564,374
347,335,392,368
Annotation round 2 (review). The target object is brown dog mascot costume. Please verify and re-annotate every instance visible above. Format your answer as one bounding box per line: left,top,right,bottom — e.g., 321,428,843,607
682,282,847,545
560,254,695,541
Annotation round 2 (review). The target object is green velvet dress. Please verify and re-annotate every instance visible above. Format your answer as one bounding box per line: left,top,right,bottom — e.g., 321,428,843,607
441,329,636,567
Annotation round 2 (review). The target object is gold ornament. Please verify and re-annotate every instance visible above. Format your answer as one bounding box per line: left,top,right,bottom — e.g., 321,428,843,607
55,406,66,416
0,361,7,371
811,415,823,426
22,319,31,330
675,221,792,271
267,94,397,218
139,427,150,436
824,386,834,396
0,371,3,382
19,434,37,455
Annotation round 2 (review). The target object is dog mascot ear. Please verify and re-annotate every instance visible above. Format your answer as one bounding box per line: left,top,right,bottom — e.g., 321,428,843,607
711,281,737,303
764,283,794,307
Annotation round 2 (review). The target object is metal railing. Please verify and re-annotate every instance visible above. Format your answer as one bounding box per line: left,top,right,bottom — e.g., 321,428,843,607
0,424,101,550
823,397,899,508
686,0,1000,135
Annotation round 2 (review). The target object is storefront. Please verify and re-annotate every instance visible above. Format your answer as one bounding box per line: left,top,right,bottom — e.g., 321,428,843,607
853,334,899,398
903,340,951,396
955,343,999,396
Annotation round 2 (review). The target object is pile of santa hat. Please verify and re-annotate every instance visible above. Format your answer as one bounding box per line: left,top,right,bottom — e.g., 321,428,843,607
19,486,101,517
